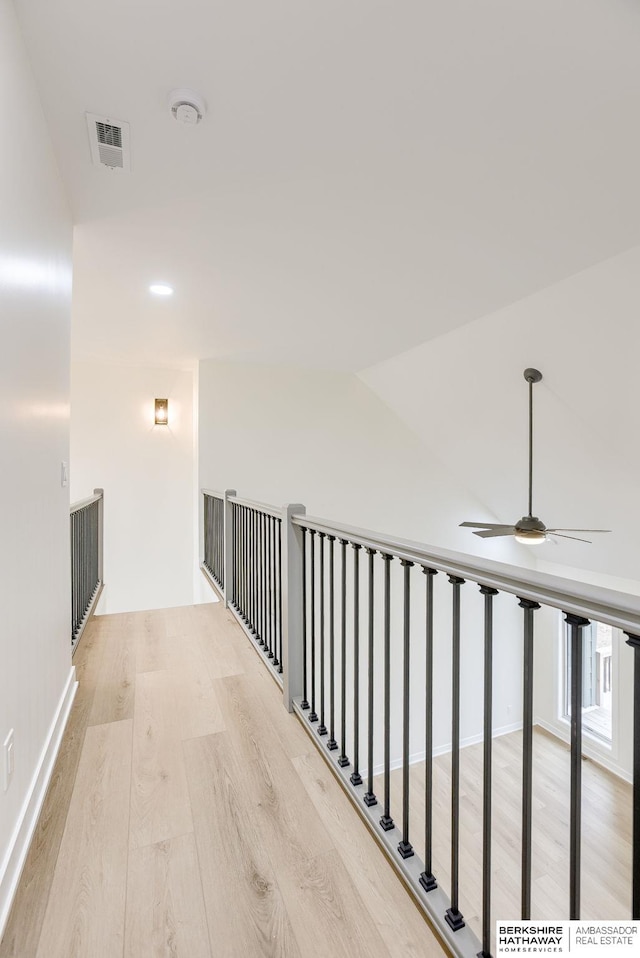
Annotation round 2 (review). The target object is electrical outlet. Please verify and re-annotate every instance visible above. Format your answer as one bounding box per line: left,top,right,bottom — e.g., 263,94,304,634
3,729,14,791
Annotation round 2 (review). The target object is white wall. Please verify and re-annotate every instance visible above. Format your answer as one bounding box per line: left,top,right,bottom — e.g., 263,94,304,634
198,359,525,756
198,359,534,563
70,362,195,614
360,249,640,778
0,0,74,934
360,245,640,586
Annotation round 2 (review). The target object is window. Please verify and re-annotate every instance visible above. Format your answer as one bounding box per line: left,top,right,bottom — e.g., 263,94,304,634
563,619,613,743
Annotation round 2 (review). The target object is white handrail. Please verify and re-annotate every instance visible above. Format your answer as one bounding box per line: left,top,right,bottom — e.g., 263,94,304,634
70,489,103,514
201,487,225,500
228,494,283,520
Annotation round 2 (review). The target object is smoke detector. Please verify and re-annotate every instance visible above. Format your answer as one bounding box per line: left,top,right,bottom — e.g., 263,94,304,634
168,89,206,125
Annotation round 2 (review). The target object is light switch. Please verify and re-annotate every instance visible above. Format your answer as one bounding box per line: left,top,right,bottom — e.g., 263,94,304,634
61,461,68,487
3,729,14,791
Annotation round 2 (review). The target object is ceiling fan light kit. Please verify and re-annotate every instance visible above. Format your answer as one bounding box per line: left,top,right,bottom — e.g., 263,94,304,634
460,368,610,546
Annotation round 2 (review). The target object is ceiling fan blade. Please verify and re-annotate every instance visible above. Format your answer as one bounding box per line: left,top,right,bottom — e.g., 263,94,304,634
473,527,517,538
459,521,512,530
547,533,593,544
545,528,611,534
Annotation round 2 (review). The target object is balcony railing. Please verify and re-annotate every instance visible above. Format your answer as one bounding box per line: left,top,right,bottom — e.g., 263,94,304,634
70,487,104,651
200,487,640,958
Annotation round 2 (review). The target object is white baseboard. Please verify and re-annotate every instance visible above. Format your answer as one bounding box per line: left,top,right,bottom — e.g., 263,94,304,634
368,720,524,777
535,716,631,784
0,666,78,940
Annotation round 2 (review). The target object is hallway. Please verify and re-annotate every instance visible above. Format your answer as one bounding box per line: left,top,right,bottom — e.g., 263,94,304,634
0,603,442,958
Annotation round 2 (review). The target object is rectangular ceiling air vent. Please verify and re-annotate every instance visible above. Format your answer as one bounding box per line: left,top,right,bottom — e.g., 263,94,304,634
86,113,131,171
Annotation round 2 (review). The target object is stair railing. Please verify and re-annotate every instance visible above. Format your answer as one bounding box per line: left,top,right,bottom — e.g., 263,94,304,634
200,487,640,958
70,487,104,651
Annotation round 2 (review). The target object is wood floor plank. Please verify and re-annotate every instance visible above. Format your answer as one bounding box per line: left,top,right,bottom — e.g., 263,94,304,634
195,603,250,679
292,749,443,958
35,719,133,958
134,610,174,673
129,670,193,850
376,722,633,952
275,848,393,958
183,732,302,958
87,616,135,725
124,832,211,958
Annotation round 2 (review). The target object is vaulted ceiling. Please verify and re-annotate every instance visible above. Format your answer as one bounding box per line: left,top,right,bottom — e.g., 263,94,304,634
14,0,640,370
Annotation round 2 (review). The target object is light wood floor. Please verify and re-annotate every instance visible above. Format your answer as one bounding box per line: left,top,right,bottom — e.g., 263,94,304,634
375,726,632,955
0,603,444,958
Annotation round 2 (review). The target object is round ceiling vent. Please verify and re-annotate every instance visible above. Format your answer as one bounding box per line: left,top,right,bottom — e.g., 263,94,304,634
168,89,206,125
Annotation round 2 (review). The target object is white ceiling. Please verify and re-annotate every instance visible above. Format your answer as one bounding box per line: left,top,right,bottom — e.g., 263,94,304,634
14,0,640,370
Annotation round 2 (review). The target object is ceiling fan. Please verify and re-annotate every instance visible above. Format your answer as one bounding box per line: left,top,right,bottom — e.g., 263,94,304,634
460,368,611,545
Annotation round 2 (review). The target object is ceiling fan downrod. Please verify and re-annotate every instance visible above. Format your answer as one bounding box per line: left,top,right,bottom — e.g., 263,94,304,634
523,367,542,519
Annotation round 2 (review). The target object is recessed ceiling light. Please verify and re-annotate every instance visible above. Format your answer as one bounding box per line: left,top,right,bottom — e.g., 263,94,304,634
149,283,174,296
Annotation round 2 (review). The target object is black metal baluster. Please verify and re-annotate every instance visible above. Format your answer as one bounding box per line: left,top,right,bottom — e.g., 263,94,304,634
327,536,338,750
318,533,327,736
221,498,225,587
263,512,268,648
78,509,83,621
238,505,243,616
566,613,590,919
236,504,240,610
209,496,213,577
258,511,264,645
625,632,640,919
446,575,466,932
380,554,394,830
254,510,259,637
212,497,216,580
271,515,278,663
350,544,363,786
241,506,246,620
518,597,540,920
262,512,268,649
222,498,226,588
478,586,498,958
309,530,318,722
364,548,377,807
398,560,414,859
244,506,249,620
231,503,237,607
271,515,277,659
301,528,309,706
338,539,350,768
420,567,438,893
253,508,258,635
267,515,274,658
237,503,241,611
204,496,209,572
263,513,269,651
248,509,254,632
71,513,76,634
205,496,209,571
214,497,217,581
71,513,75,635
81,508,86,616
213,497,217,581
276,518,283,672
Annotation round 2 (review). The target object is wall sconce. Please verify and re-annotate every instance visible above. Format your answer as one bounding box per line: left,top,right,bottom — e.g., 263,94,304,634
154,398,169,425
